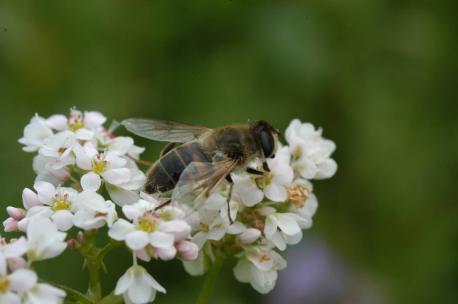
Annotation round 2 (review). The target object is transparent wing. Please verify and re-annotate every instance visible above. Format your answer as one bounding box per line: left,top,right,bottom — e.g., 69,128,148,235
172,160,238,207
121,118,211,143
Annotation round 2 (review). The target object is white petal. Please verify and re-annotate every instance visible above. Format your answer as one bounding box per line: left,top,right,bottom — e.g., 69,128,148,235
51,210,74,231
269,231,287,251
3,237,28,258
315,158,337,179
115,269,134,295
102,168,131,185
233,259,251,283
84,111,106,128
264,215,277,238
108,219,135,241
125,231,149,250
128,271,154,303
158,220,191,242
34,181,55,203
81,172,101,192
9,268,37,293
264,184,287,202
75,128,94,140
106,184,139,206
46,115,67,130
141,269,166,293
276,213,301,236
73,143,92,170
183,252,205,276
22,188,40,209
150,231,174,249
156,246,177,261
227,222,246,235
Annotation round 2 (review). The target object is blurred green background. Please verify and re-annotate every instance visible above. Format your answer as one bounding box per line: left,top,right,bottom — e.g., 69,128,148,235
0,1,457,303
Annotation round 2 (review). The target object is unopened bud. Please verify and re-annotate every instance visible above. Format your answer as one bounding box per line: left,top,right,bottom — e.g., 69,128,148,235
67,239,78,249
3,218,18,232
156,246,177,261
238,228,261,244
8,257,27,271
176,241,199,261
6,207,26,220
22,188,40,209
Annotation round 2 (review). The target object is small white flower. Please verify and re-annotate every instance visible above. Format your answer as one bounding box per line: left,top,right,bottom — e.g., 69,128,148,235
264,211,304,251
32,155,69,186
0,237,28,268
233,246,286,294
0,266,38,304
285,119,337,179
115,265,165,304
74,142,131,187
234,148,293,205
38,131,77,170
19,115,53,152
48,109,106,141
109,198,190,261
17,182,78,232
26,218,66,261
72,191,117,230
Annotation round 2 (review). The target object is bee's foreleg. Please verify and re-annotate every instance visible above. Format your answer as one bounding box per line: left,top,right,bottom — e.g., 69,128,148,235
262,161,270,172
154,199,172,210
246,167,264,175
225,174,234,225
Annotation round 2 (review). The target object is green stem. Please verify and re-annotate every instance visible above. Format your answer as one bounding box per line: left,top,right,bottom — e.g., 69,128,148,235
98,291,124,304
196,256,225,304
79,230,102,302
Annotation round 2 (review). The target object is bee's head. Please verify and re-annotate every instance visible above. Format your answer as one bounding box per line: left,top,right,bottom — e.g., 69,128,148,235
251,120,279,159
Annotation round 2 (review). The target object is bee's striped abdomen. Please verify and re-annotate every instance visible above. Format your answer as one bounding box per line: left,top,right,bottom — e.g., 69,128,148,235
145,142,210,193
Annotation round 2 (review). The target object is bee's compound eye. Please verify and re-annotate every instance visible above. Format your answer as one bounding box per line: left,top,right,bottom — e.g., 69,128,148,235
260,130,274,158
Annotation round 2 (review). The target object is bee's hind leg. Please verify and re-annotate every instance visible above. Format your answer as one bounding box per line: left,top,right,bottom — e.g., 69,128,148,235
154,198,172,210
225,174,234,225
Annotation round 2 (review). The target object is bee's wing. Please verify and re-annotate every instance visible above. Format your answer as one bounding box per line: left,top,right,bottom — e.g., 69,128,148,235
172,160,238,207
122,118,211,143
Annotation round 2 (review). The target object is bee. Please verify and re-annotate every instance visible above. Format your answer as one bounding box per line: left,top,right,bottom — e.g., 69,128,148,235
122,118,279,213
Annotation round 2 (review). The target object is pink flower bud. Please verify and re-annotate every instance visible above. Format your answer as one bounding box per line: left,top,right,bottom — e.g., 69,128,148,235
176,241,199,261
8,257,27,271
155,246,177,261
3,218,18,232
6,207,26,220
238,228,261,244
67,239,78,249
22,188,40,209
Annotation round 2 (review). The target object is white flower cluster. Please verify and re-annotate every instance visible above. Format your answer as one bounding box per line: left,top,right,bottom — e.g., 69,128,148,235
1,109,337,304
182,119,336,294
0,218,66,304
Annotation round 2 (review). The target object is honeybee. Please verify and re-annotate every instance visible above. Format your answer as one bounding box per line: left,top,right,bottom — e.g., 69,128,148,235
122,118,279,211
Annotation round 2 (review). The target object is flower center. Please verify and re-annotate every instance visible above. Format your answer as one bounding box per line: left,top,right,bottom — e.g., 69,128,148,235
287,184,309,208
68,110,84,132
0,278,10,294
92,154,108,174
254,174,273,189
51,193,71,211
136,213,158,233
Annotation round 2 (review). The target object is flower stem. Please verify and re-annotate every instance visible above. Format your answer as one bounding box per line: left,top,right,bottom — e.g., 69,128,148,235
79,230,102,302
196,255,225,304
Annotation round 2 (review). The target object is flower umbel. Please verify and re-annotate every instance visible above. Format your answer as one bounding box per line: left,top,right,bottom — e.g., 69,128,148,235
4,110,336,303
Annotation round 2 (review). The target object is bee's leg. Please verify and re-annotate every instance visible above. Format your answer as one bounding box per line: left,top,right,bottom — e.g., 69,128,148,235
246,167,264,175
154,199,172,210
225,174,234,225
160,142,178,157
262,161,270,172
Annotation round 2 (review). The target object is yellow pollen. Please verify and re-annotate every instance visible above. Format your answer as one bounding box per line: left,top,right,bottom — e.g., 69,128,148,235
201,224,209,233
254,174,273,189
69,120,84,132
159,211,172,221
92,159,107,175
51,197,71,211
0,278,10,294
136,213,158,233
